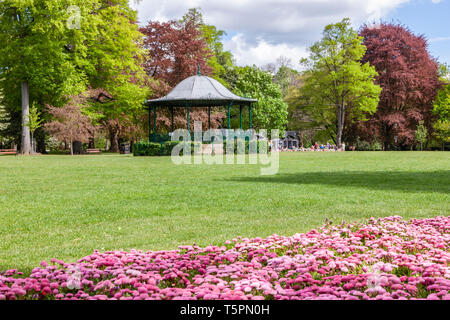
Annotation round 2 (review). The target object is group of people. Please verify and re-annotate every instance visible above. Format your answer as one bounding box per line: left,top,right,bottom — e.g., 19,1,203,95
275,142,350,152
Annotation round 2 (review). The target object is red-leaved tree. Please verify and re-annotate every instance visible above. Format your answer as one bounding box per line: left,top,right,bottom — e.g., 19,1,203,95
139,19,221,131
44,96,96,155
140,20,213,92
357,23,441,150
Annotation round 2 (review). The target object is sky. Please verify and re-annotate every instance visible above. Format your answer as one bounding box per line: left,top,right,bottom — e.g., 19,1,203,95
131,0,450,70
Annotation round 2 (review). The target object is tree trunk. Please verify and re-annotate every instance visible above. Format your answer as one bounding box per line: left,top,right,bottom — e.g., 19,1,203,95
21,81,32,155
298,131,304,148
70,139,73,156
109,129,119,153
336,105,345,147
31,132,34,154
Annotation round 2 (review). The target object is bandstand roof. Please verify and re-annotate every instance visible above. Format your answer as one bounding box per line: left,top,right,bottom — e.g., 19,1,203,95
145,75,257,107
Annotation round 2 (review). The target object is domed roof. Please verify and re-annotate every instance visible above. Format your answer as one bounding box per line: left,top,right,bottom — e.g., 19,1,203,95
147,75,257,107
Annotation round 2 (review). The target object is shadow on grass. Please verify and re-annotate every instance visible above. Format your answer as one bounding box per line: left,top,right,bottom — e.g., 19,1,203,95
229,170,450,194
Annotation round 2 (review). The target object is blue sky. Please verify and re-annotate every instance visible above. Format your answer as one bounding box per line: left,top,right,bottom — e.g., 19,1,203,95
385,0,450,64
133,0,449,68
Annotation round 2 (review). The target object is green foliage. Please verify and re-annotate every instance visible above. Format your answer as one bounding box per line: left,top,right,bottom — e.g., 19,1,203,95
27,104,43,135
233,66,288,134
133,141,202,156
434,84,450,121
273,66,299,98
432,64,449,148
438,63,450,80
180,8,234,87
133,142,162,157
161,141,182,156
299,18,381,145
285,74,333,143
355,138,382,151
0,0,148,145
85,1,149,126
433,120,450,145
0,0,92,114
415,122,428,151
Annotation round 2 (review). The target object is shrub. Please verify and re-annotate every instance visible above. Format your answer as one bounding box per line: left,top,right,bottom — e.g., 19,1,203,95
134,141,203,156
355,138,382,151
223,140,269,154
133,142,162,156
161,141,180,156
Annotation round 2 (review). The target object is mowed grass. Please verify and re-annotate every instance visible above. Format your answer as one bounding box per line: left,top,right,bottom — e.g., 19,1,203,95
0,152,448,272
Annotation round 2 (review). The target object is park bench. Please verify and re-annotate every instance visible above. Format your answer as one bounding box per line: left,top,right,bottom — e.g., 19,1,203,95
86,148,101,154
0,149,18,156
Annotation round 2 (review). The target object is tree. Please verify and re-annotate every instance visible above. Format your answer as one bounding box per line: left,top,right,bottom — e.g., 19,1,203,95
360,23,442,150
44,95,96,155
0,0,147,154
233,66,288,134
27,104,43,153
140,14,218,132
140,18,213,91
262,57,300,98
300,18,381,147
432,63,449,150
433,120,449,150
0,0,95,154
180,8,235,86
415,121,428,151
285,74,333,146
83,0,149,152
273,65,299,98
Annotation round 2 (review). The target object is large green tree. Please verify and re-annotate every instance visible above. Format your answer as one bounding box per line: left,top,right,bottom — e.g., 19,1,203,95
433,64,450,149
0,0,92,154
233,66,288,134
83,0,149,152
300,18,381,146
0,0,148,154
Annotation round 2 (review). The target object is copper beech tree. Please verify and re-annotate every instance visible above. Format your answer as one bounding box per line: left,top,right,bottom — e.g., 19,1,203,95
140,18,223,131
44,96,96,155
140,19,213,91
357,23,442,150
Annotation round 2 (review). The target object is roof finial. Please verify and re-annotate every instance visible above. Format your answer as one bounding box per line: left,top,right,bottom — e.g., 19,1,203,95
197,63,201,76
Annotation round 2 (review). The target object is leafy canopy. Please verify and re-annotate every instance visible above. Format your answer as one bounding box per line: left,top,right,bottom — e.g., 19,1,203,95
233,66,288,134
300,18,381,144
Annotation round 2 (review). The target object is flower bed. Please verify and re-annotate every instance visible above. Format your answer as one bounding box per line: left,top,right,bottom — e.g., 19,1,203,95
1,216,449,300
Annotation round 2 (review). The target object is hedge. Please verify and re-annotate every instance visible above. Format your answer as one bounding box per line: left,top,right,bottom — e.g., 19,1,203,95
133,142,161,157
223,140,269,154
133,142,202,157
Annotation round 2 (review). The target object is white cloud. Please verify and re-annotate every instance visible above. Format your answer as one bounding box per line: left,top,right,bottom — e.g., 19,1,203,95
131,0,438,69
429,36,450,43
223,33,308,68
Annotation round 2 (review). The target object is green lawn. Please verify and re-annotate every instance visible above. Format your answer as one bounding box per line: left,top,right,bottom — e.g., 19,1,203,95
0,152,448,272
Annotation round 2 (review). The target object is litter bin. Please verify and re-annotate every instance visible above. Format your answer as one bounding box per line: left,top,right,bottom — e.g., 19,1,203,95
120,143,131,154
